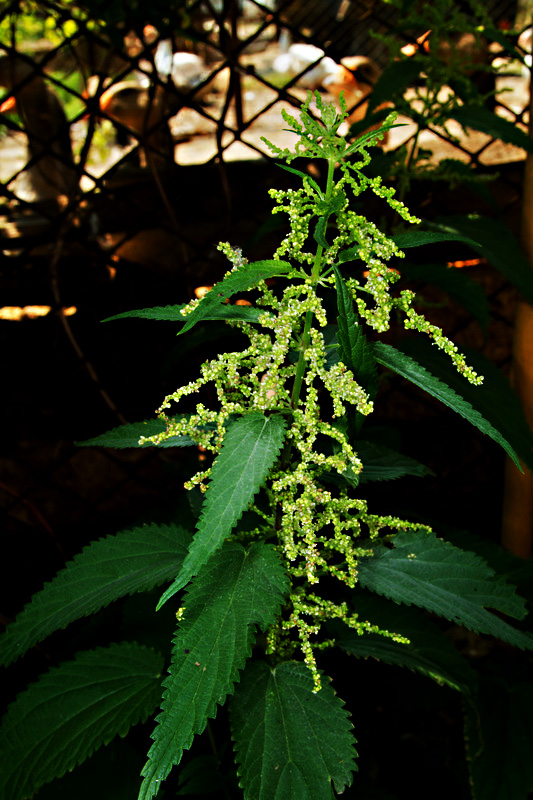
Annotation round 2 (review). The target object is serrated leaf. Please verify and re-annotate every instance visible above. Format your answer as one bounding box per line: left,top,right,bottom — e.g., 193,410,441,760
437,523,533,601
430,215,533,305
399,339,533,474
157,412,287,608
276,162,322,196
333,265,379,398
331,593,476,693
346,105,393,140
344,115,403,156
449,105,533,153
139,542,288,800
104,305,188,323
230,660,357,800
356,531,533,650
76,417,204,448
0,523,191,668
399,261,490,331
371,341,522,469
337,244,362,264
465,677,533,800
0,643,164,800
391,230,480,249
314,215,329,248
103,304,268,326
179,261,293,334
357,440,434,482
35,738,145,800
321,439,431,489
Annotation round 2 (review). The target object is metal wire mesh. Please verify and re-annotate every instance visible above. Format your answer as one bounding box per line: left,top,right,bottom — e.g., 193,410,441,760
0,0,528,612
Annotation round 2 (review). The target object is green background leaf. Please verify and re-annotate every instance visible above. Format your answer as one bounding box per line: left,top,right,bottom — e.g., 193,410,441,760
103,304,268,326
372,342,521,468
0,523,191,667
34,739,146,800
449,106,533,153
356,532,533,650
391,230,480,250
139,542,288,800
398,339,533,474
431,215,533,305
159,412,287,606
332,592,477,693
76,417,203,448
357,440,433,482
333,265,379,398
231,660,357,800
0,644,164,800
179,260,292,334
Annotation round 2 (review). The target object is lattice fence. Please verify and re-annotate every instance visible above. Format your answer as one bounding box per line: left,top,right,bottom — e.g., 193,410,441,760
0,0,530,616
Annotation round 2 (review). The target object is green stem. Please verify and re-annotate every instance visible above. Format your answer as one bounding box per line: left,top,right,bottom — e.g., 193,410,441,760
290,157,336,411
275,156,337,506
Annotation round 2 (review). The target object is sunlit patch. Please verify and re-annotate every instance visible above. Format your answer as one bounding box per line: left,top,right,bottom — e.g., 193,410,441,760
447,257,484,268
400,31,431,57
0,305,77,320
194,285,212,299
0,94,16,113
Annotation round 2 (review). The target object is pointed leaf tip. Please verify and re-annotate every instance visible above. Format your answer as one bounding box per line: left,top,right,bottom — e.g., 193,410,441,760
231,661,357,800
139,542,288,800
158,413,287,606
0,644,164,800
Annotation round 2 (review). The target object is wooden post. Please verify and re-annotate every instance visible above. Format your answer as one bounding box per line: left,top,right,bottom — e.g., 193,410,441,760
501,67,533,559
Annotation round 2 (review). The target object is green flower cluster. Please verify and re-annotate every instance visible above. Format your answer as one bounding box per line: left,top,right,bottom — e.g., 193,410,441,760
141,92,479,687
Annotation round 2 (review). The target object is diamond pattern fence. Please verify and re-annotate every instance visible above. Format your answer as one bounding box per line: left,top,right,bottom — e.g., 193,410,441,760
0,0,530,619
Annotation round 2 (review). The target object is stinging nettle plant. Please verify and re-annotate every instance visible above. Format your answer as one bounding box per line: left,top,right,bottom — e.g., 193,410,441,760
2,92,533,800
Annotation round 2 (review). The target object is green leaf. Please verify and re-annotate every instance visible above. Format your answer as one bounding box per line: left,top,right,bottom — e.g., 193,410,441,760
276,162,322,196
371,342,522,469
103,304,268,326
357,440,434,482
343,116,403,157
399,261,490,331
231,660,357,800
0,643,164,800
337,243,362,264
431,215,533,305
356,531,533,650
346,105,393,140
139,542,288,800
179,260,293,334
465,676,533,800
391,230,480,250
157,412,287,608
399,340,533,474
35,738,145,800
437,523,533,602
75,417,203,448
104,305,188,323
0,523,191,667
314,214,329,248
366,58,421,114
331,592,477,693
333,265,379,398
321,440,432,488
449,105,533,153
